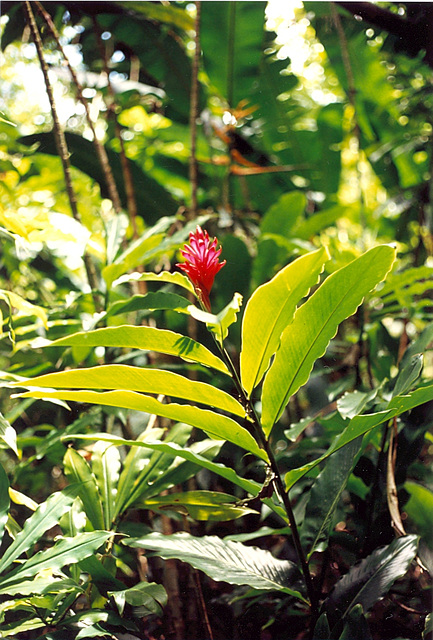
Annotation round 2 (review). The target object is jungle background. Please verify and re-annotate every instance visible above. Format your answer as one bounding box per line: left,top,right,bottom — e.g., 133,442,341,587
0,2,433,639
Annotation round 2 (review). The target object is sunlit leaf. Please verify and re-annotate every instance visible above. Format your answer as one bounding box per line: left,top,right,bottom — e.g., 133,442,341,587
43,325,229,374
241,247,329,397
142,490,257,521
14,365,244,416
262,245,396,434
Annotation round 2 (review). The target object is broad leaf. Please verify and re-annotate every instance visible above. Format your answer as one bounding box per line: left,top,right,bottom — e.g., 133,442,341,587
63,448,104,531
91,441,121,530
300,438,362,557
44,325,229,374
189,292,243,345
16,364,244,416
124,532,305,600
338,604,373,640
16,390,266,460
141,490,257,521
262,245,396,434
323,535,418,622
0,486,79,575
392,353,423,398
108,581,167,616
241,247,329,396
0,531,111,588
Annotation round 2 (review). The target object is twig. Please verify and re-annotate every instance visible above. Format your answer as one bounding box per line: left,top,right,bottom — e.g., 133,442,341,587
188,1,201,220
92,15,139,238
24,1,102,312
34,0,123,216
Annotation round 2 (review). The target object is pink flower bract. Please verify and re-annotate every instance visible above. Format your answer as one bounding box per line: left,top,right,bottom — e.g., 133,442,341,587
177,225,226,312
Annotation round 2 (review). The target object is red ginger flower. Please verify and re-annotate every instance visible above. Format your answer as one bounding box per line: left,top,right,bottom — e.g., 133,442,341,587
177,225,226,312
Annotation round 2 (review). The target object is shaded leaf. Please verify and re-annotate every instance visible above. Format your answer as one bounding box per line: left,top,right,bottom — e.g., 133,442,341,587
142,490,257,521
300,438,362,557
0,463,10,545
112,269,194,293
109,581,167,616
63,448,104,531
124,531,305,600
92,441,121,530
338,604,373,640
106,291,191,318
0,486,79,575
0,531,111,588
323,535,418,622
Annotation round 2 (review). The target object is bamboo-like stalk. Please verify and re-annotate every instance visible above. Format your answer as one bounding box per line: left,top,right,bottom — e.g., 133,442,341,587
34,0,123,216
188,1,202,219
24,1,102,311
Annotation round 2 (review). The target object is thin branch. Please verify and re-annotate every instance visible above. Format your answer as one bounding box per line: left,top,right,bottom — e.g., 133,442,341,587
188,1,201,220
92,15,139,238
34,0,123,215
24,0,101,311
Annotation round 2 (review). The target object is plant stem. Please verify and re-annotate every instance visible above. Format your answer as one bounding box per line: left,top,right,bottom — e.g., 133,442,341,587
213,339,319,615
24,1,102,312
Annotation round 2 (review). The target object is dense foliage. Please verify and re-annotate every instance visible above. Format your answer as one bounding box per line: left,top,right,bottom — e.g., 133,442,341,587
0,2,432,639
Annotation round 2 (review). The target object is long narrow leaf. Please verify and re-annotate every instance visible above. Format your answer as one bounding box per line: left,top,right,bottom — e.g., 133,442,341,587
323,535,418,622
44,326,229,374
261,245,396,434
16,390,266,460
92,441,121,530
123,532,305,601
240,247,329,396
0,531,111,588
14,365,244,417
0,486,79,575
300,438,362,557
63,448,104,531
0,464,10,545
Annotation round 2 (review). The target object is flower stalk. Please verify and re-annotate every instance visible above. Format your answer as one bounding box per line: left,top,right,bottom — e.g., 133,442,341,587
178,226,318,615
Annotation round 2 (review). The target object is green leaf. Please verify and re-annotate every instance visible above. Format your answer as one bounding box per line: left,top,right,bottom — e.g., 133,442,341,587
17,391,266,460
323,535,418,622
0,411,17,456
241,247,329,397
91,441,121,530
124,532,305,600
109,581,167,617
285,409,395,490
312,612,331,639
112,269,195,293
338,604,373,640
300,438,362,557
262,245,396,434
63,434,261,498
388,383,433,414
201,2,267,105
115,1,194,31
16,364,244,417
0,486,79,575
404,481,433,547
392,353,423,398
102,214,211,287
0,463,10,545
0,576,79,597
44,325,229,374
19,132,179,225
188,292,243,345
142,490,257,521
337,389,378,420
424,613,432,640
261,191,307,237
63,448,104,531
0,531,111,588
106,291,192,318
